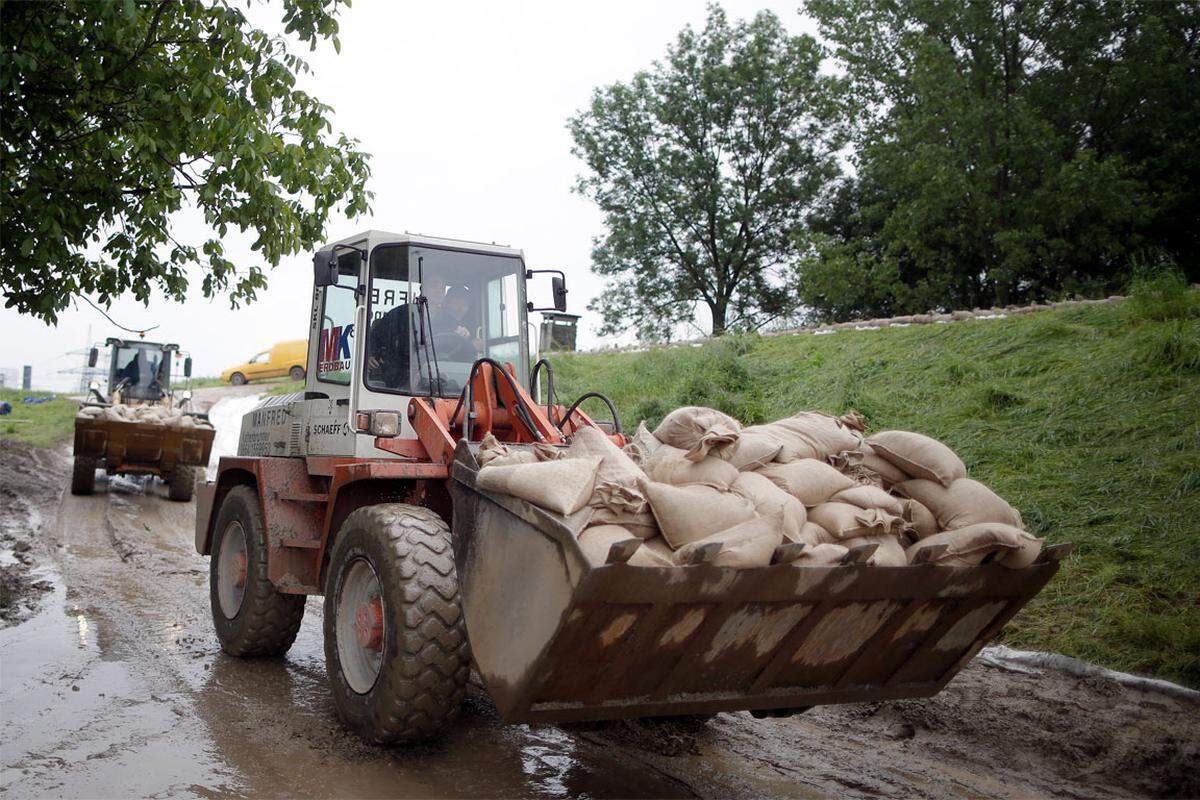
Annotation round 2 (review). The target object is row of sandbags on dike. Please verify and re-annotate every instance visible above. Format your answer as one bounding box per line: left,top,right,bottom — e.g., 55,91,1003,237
76,403,214,429
474,407,1043,569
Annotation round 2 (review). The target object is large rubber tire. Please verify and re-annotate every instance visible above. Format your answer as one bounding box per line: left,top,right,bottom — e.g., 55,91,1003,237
323,504,469,745
167,464,196,502
288,366,305,382
70,456,96,495
229,372,246,386
210,485,305,656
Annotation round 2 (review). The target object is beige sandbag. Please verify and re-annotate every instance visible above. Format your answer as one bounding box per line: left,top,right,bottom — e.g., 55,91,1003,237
759,459,855,506
808,502,905,539
905,522,1042,568
867,431,966,487
642,481,757,548
588,506,658,539
731,472,806,543
643,445,739,489
653,406,741,462
830,485,905,516
477,432,511,467
671,517,783,568
842,534,908,566
477,456,601,515
748,411,863,463
792,542,848,566
896,478,1023,530
568,427,649,514
798,520,835,545
578,525,672,567
640,536,676,561
719,430,784,471
901,498,938,539
855,442,908,485
624,420,663,465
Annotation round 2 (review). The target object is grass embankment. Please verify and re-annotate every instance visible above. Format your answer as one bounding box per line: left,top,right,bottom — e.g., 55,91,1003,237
0,388,79,448
551,289,1200,686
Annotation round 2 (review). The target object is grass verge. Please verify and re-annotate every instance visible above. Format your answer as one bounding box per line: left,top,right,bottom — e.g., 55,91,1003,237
0,388,79,449
550,291,1200,686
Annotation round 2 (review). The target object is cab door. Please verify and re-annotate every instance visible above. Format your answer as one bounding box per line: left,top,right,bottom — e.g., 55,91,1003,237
244,351,272,380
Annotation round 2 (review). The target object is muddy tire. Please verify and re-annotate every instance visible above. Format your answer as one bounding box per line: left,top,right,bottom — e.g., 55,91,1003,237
71,456,96,495
210,485,305,656
230,372,246,386
289,366,305,382
323,504,469,745
168,465,195,502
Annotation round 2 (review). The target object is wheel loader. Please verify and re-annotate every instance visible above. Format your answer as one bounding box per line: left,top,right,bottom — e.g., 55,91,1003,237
72,337,213,500
195,230,1069,744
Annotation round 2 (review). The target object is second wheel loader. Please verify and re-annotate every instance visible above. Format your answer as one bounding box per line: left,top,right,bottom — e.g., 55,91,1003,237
195,230,1067,744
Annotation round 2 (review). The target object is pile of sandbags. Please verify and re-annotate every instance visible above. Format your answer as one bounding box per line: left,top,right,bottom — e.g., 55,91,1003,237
473,407,1042,570
75,403,213,430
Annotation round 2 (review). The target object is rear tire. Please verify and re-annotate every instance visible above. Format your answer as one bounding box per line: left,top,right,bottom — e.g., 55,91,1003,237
210,485,305,656
71,456,96,495
168,465,195,501
288,366,305,382
323,504,469,745
230,372,246,386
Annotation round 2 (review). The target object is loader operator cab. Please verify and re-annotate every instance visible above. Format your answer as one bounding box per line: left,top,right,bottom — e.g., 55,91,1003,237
314,233,566,411
88,338,194,405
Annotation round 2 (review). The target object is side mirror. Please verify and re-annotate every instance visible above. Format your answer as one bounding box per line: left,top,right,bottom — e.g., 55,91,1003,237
184,357,193,377
313,246,339,287
551,275,568,312
88,347,98,368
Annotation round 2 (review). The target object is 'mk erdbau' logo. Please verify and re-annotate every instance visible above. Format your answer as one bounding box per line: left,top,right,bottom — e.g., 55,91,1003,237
318,324,354,374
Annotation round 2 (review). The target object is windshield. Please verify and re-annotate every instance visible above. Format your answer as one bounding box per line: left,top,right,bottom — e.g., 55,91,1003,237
365,244,526,397
112,344,168,400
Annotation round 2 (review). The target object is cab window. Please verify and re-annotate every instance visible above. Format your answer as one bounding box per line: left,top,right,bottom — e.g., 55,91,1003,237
317,252,360,385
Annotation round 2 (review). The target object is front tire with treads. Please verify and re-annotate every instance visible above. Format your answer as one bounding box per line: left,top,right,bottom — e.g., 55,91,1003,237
323,504,469,745
210,485,305,656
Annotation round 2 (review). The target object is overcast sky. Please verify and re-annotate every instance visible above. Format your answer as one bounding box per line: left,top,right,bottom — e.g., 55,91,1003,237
1,0,816,392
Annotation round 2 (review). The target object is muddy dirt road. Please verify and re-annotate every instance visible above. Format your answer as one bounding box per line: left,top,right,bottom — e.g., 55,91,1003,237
2,396,1197,799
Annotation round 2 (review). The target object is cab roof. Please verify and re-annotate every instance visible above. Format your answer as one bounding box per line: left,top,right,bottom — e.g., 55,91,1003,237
328,230,524,260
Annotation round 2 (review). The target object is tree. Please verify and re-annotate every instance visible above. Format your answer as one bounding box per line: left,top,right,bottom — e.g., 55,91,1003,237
800,0,1200,321
569,6,842,339
1,0,372,323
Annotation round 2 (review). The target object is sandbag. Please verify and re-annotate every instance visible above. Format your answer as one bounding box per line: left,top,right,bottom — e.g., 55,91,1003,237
478,456,601,515
830,485,905,516
587,506,658,539
808,502,905,539
867,431,966,487
797,520,835,545
901,498,938,539
842,534,908,566
671,516,783,568
792,542,848,566
653,406,741,462
906,522,1043,568
854,442,909,485
747,411,863,463
578,525,673,567
719,430,784,471
640,536,677,562
568,427,649,514
731,471,806,543
644,444,740,489
623,420,663,464
759,459,855,506
643,481,757,548
896,478,1023,530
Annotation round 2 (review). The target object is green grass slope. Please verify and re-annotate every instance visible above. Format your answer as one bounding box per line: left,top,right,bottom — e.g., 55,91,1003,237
550,289,1200,686
0,388,78,448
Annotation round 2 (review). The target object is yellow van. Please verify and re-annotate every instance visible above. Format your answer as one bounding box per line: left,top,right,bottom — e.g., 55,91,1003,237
221,339,307,385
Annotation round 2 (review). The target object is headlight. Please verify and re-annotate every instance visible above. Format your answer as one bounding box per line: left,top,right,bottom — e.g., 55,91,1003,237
88,379,100,391
180,389,193,401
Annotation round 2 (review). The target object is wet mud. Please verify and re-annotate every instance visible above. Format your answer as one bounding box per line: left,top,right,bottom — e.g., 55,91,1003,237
1,415,1197,799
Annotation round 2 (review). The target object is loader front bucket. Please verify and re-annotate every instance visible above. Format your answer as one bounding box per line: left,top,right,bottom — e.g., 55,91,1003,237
448,442,1065,723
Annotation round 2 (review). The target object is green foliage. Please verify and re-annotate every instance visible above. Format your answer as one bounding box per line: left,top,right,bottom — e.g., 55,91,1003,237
1,0,372,323
552,295,1200,686
800,0,1200,321
568,5,842,338
0,389,78,448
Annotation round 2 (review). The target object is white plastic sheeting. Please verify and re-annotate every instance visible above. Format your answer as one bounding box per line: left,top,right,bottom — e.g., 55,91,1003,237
979,645,1199,703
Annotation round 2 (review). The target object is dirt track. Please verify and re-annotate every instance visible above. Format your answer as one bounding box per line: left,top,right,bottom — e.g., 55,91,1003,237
1,395,1197,799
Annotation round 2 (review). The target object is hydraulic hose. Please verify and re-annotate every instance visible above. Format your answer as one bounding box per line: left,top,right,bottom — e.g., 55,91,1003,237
559,391,622,435
529,358,557,426
449,357,546,442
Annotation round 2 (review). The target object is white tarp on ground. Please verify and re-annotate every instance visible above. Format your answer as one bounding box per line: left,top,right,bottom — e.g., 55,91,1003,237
979,645,1199,702
205,394,261,480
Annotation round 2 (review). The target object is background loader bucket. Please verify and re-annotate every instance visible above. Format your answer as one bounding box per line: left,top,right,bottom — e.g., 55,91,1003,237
449,443,1063,723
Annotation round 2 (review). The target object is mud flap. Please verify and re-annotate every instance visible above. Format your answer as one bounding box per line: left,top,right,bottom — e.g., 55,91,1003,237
449,442,1062,723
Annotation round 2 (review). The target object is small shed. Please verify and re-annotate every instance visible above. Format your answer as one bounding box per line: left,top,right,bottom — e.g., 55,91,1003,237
539,312,581,352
